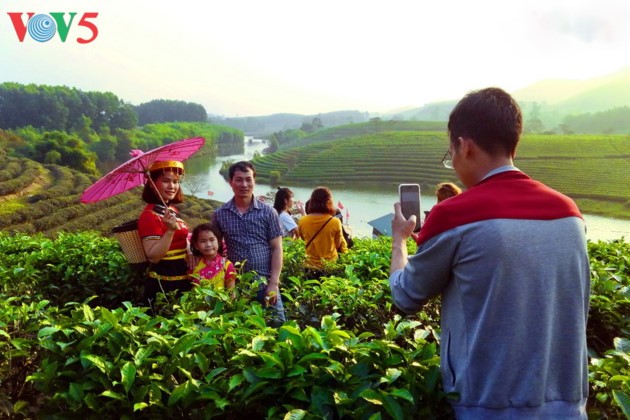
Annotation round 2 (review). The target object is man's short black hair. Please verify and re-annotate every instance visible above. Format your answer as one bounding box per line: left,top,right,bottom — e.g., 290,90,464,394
448,87,523,156
228,161,256,180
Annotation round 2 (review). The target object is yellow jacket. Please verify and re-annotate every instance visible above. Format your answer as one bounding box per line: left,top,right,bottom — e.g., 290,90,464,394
298,214,347,269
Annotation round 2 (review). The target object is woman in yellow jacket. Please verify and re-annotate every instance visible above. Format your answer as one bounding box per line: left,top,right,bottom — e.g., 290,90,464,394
298,187,347,273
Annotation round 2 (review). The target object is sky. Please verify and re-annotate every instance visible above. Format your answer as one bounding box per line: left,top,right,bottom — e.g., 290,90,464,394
1,0,630,117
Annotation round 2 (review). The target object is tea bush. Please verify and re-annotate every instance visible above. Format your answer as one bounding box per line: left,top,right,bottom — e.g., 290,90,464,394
25,287,451,418
0,231,628,417
0,231,143,308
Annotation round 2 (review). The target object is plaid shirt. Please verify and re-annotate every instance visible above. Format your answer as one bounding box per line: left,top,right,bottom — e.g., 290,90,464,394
212,197,283,277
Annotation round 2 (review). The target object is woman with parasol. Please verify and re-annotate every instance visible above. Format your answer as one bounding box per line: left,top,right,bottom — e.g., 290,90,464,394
138,160,192,310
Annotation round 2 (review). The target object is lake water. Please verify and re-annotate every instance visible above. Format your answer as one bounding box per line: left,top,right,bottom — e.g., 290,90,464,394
184,138,630,242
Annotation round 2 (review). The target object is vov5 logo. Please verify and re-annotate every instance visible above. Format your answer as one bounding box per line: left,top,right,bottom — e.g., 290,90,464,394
8,12,98,44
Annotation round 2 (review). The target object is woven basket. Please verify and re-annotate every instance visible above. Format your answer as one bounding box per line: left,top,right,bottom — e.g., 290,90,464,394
112,220,147,264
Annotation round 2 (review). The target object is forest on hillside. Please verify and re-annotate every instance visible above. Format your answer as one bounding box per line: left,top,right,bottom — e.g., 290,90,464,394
0,83,244,176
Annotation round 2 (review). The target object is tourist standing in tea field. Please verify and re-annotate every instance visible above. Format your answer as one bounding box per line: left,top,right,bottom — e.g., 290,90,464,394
138,160,193,311
273,187,305,239
389,87,589,419
212,161,286,325
298,186,348,276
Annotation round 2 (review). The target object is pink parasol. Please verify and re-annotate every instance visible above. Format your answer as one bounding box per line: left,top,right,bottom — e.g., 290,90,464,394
80,136,205,204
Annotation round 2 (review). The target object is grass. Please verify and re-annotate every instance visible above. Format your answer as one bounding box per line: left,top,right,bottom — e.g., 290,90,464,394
0,200,26,215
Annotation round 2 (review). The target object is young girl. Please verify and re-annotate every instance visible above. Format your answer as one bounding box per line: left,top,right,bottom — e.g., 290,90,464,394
189,223,236,289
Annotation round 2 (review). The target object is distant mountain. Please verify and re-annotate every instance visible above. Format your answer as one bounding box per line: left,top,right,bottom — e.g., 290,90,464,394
382,100,458,122
213,66,630,135
514,65,630,113
376,66,630,133
213,110,370,136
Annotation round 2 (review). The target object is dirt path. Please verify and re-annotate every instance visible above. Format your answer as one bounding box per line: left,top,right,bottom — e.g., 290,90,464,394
0,170,52,202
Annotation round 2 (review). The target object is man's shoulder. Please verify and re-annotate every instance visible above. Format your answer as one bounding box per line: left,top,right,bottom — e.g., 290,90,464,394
417,172,582,245
255,201,280,218
214,199,235,214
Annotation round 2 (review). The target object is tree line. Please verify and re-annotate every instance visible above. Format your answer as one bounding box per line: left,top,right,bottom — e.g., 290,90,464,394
0,83,243,175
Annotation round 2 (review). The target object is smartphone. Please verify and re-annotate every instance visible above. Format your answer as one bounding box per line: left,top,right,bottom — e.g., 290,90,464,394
399,183,422,231
153,204,175,216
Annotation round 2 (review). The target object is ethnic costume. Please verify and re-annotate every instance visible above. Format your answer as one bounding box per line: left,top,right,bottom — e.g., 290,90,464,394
190,254,236,288
138,203,192,304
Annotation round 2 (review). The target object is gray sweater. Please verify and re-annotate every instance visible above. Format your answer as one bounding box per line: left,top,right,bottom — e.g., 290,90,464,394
390,171,590,419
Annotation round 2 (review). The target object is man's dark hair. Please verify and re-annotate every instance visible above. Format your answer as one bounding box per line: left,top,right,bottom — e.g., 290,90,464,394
448,87,523,156
228,161,256,180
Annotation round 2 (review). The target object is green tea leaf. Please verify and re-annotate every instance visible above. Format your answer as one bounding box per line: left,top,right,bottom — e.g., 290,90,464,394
252,336,265,352
38,326,60,338
284,409,307,420
121,361,136,394
69,382,84,402
135,346,153,366
297,353,329,364
614,337,630,353
383,394,404,420
287,365,307,377
82,354,109,373
82,304,94,322
255,367,282,379
229,374,245,391
613,391,630,418
360,389,383,405
389,388,414,403
205,367,227,381
101,390,126,401
168,381,192,407
133,402,149,412
172,333,197,356
380,368,402,384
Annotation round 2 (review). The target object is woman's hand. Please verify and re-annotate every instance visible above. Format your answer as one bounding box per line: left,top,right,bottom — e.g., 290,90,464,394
187,254,200,271
295,201,306,215
162,210,179,231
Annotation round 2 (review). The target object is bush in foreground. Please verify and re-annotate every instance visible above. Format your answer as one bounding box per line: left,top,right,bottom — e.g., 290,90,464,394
0,232,628,418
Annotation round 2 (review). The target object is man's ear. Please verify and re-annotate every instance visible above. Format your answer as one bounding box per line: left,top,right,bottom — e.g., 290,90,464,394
459,137,475,158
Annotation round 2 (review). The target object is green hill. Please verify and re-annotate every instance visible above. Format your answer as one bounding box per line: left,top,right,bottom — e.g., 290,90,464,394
252,130,630,219
0,156,220,236
281,120,447,150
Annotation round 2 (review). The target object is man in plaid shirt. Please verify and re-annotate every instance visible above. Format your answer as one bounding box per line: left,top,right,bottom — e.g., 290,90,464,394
212,161,286,325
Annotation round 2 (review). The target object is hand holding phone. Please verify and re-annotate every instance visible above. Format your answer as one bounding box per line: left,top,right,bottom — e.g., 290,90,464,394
399,183,422,232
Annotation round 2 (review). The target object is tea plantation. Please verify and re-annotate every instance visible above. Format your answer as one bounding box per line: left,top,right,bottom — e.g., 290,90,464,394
0,156,220,236
0,137,629,417
252,130,630,219
0,232,628,418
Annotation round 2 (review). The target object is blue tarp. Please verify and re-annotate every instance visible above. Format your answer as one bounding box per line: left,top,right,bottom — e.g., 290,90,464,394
367,212,394,237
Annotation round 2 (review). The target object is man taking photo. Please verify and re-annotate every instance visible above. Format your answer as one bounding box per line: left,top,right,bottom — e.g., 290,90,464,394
389,87,589,419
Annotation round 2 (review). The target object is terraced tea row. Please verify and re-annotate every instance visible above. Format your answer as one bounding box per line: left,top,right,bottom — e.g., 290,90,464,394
0,157,47,195
254,132,455,189
281,120,447,149
0,158,219,236
252,131,630,217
